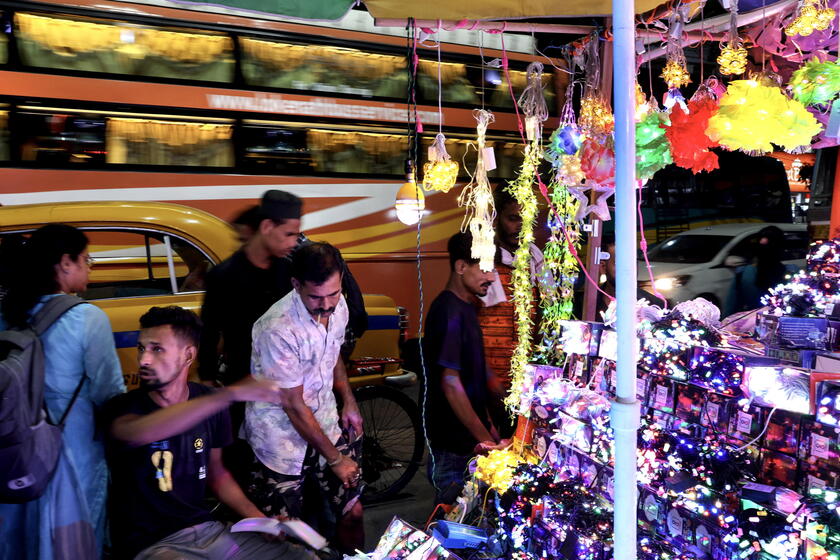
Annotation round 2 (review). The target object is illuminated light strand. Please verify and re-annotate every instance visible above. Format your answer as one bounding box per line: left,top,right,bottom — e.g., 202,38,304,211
457,109,496,271
785,0,836,37
579,93,615,136
422,133,459,193
474,448,527,493
504,62,547,413
807,237,840,273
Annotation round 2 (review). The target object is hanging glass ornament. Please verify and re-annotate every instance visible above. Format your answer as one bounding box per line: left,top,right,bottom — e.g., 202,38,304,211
422,133,459,192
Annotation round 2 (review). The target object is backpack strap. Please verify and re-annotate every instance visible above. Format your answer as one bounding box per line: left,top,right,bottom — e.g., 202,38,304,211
30,295,86,337
30,295,88,429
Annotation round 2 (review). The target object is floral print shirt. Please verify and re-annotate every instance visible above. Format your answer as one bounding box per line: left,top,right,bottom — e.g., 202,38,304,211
244,290,347,475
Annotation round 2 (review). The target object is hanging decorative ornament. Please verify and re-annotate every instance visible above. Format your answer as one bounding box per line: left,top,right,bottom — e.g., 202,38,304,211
422,133,459,192
789,58,840,107
717,2,749,76
636,108,673,183
579,136,616,188
504,61,547,413
535,76,581,364
661,9,692,89
545,88,582,163
567,182,615,221
785,0,836,37
457,109,496,271
664,79,721,173
706,75,823,153
580,94,615,136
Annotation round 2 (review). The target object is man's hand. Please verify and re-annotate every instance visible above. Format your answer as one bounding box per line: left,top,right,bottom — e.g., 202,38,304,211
227,375,283,404
473,438,511,455
340,400,364,438
331,455,361,489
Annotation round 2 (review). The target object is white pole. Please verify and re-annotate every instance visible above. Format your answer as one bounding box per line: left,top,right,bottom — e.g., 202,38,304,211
610,0,640,556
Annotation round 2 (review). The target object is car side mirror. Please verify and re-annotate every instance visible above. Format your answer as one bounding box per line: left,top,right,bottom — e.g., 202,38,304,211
724,255,746,268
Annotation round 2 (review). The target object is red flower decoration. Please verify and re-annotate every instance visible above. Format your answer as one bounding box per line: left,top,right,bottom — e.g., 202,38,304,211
664,98,720,174
580,137,615,187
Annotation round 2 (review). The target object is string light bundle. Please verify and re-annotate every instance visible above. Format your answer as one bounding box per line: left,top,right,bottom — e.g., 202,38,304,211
785,0,836,37
422,133,459,192
661,11,692,89
808,238,840,274
761,270,840,316
641,312,722,379
579,93,615,136
790,58,840,107
706,76,823,153
717,1,749,76
504,62,547,413
688,347,744,396
664,82,721,173
636,108,673,183
457,109,496,271
475,448,528,493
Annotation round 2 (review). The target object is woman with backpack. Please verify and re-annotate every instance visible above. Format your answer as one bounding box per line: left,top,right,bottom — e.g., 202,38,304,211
0,224,125,560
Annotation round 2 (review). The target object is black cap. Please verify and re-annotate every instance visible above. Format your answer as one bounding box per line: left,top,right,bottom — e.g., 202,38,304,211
259,190,302,222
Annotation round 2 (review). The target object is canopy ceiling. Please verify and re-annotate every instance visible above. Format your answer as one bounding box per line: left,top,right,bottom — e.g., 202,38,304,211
157,0,665,21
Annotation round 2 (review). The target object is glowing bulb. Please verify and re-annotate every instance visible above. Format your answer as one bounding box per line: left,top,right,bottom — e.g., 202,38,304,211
394,174,425,226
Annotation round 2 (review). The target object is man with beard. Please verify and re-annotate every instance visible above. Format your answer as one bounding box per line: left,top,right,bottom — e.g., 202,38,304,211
244,242,364,554
104,306,315,560
425,232,506,505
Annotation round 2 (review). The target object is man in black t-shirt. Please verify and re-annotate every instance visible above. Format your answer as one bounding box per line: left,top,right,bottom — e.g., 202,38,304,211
199,190,302,386
424,232,507,504
105,306,317,560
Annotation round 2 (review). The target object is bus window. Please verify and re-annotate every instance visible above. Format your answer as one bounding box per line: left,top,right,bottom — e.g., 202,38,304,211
240,123,313,174
416,60,480,105
240,38,407,99
0,18,7,65
0,107,8,161
307,129,407,175
15,12,234,83
106,117,234,167
17,109,106,166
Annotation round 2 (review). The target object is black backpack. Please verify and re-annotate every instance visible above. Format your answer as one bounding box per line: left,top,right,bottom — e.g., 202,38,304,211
0,295,86,503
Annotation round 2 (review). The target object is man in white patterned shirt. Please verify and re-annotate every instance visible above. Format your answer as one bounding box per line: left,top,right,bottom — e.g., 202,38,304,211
244,242,364,553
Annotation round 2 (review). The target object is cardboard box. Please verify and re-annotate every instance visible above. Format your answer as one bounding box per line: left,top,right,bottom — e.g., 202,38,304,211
757,313,840,350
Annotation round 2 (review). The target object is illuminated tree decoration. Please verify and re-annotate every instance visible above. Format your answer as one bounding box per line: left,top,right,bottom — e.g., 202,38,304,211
706,77,823,153
664,84,721,173
457,109,496,271
790,58,840,107
635,109,673,183
504,62,547,413
661,59,692,89
422,133,459,193
785,0,836,37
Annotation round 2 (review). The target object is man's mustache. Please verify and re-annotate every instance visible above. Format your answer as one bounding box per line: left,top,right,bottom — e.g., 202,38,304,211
314,307,337,315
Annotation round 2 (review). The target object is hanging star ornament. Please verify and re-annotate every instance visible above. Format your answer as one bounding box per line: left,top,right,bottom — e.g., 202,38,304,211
567,183,615,221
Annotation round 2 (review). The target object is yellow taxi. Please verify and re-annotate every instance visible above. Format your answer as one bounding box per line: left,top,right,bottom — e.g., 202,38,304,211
0,201,404,389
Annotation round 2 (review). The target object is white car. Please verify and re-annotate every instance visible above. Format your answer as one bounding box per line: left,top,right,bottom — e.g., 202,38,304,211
637,223,808,310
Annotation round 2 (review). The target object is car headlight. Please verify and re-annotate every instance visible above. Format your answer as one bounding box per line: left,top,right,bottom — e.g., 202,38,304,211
653,275,691,291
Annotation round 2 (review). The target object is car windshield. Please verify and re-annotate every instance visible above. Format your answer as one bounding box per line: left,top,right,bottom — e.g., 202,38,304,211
646,234,732,264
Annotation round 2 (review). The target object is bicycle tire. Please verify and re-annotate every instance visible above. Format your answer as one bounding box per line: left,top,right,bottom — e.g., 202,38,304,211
353,384,424,503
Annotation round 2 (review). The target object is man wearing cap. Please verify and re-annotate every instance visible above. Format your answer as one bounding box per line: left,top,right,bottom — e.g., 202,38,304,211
199,190,302,387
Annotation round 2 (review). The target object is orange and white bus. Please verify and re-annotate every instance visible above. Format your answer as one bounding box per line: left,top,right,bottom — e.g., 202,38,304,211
0,0,564,331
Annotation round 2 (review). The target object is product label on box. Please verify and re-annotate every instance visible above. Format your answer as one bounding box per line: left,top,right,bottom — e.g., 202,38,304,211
547,441,559,466
654,385,669,409
636,378,646,398
706,402,720,425
812,434,831,460
667,509,684,537
736,411,753,434
808,474,828,490
535,435,547,459
696,525,712,552
643,494,660,522
573,360,584,380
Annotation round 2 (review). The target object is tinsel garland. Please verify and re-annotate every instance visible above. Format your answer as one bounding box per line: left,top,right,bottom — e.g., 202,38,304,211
790,58,840,107
707,77,823,153
534,177,580,364
504,63,547,413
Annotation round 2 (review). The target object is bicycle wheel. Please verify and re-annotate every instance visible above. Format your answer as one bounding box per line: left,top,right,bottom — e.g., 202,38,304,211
354,384,424,503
